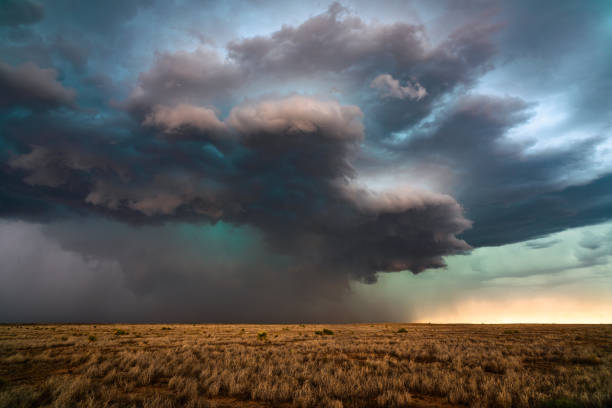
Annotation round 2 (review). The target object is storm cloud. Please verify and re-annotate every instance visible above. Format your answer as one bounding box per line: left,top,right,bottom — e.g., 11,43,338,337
4,95,471,284
0,60,76,109
0,0,610,322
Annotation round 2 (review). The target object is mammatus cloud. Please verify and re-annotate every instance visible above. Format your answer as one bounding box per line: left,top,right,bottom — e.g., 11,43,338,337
370,74,427,100
0,60,76,109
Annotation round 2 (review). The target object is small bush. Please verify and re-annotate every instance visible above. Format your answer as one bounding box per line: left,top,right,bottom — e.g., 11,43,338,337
315,328,334,336
504,329,520,335
257,331,267,340
88,335,96,342
397,328,408,333
161,327,172,330
114,329,127,336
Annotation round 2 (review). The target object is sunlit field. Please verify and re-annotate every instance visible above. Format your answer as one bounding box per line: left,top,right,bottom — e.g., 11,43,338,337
1,324,611,408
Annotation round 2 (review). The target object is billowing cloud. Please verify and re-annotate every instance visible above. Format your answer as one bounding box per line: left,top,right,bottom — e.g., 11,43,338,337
9,145,99,187
3,95,470,285
0,60,76,109
227,95,364,141
143,104,227,138
370,74,427,100
124,47,243,114
226,2,427,76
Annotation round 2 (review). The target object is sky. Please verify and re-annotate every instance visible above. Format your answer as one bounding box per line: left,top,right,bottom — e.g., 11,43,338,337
0,0,611,323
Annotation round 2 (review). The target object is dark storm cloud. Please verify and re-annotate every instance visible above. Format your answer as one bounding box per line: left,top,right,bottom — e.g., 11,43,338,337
126,2,496,126
225,2,497,138
0,218,399,323
9,145,103,188
1,0,611,322
0,60,76,109
226,2,427,76
3,95,471,285
0,96,470,322
377,94,607,246
462,173,612,247
0,0,44,27
124,48,244,114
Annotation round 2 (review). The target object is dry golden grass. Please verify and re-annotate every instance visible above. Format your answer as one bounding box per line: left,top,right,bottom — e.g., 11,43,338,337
0,324,610,407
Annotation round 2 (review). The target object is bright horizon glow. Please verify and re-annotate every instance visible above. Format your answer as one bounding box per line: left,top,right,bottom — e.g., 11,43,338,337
351,220,612,325
413,297,612,324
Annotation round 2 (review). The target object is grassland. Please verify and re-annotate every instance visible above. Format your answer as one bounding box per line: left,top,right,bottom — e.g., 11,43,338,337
0,324,610,408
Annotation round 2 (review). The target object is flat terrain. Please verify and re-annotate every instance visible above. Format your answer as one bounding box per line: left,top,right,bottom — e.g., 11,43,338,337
0,324,610,408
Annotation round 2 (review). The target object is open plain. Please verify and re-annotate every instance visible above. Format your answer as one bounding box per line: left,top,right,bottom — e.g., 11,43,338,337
0,324,611,408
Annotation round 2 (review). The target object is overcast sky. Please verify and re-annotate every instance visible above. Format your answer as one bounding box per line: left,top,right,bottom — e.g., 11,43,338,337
0,0,610,323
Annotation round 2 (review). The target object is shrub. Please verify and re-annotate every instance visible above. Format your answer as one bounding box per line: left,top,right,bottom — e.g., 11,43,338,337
257,331,267,340
114,329,127,336
397,328,408,333
161,327,172,330
315,328,334,336
88,335,96,342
